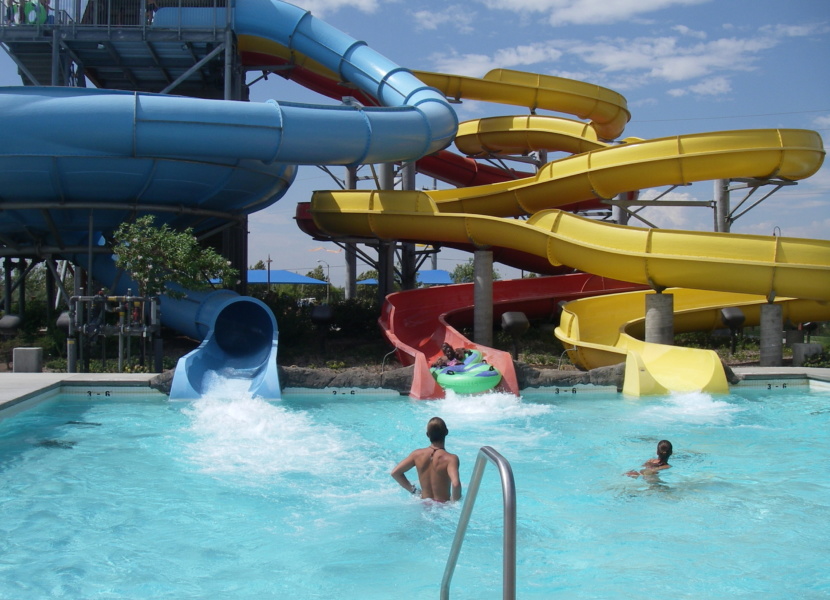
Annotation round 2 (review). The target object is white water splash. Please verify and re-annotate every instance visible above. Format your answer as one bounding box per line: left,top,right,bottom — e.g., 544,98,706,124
181,377,358,484
635,391,744,425
427,390,553,425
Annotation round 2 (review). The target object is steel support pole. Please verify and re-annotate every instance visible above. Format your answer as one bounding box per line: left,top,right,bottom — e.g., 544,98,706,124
645,292,674,345
473,249,494,347
715,179,731,233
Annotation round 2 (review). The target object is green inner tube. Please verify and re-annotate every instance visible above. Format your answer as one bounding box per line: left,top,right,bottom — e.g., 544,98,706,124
431,354,502,395
24,1,46,24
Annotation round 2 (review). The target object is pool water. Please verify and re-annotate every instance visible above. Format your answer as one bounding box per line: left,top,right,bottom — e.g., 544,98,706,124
0,378,828,599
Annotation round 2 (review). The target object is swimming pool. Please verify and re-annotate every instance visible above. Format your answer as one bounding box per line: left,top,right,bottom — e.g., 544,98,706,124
1,377,828,598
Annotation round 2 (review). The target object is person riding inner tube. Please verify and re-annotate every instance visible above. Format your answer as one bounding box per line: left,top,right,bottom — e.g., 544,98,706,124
430,344,502,395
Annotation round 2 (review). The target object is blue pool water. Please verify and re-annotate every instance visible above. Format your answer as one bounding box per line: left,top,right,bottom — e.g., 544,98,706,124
1,377,828,598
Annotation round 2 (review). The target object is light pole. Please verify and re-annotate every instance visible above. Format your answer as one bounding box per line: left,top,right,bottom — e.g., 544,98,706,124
317,259,330,303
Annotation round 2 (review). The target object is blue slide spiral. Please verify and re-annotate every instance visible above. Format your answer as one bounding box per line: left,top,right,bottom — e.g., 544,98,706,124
0,0,458,400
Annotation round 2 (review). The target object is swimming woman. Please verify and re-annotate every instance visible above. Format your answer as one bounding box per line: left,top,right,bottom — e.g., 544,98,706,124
625,439,672,478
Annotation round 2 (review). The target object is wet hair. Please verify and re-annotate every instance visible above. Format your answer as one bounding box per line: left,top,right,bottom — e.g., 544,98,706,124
426,417,449,443
657,440,673,464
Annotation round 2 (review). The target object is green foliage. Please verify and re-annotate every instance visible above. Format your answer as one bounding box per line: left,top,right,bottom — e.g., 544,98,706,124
307,264,328,283
451,258,502,284
330,298,382,338
112,215,238,299
44,355,177,373
803,345,830,368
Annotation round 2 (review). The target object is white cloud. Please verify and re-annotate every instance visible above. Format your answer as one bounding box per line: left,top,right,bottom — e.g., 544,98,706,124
672,24,707,39
302,0,382,17
759,23,830,38
813,115,830,129
570,35,776,82
476,0,712,26
430,43,563,77
669,75,732,98
630,97,659,108
411,6,476,33
430,52,500,77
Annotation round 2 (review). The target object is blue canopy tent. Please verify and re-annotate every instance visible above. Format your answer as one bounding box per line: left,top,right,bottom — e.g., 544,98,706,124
211,270,327,285
356,270,453,286
247,270,327,285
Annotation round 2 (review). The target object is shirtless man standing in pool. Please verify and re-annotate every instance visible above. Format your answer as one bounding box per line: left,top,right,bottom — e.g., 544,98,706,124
391,417,462,502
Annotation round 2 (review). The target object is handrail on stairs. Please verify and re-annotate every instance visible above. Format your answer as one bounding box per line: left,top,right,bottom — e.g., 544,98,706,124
440,446,516,600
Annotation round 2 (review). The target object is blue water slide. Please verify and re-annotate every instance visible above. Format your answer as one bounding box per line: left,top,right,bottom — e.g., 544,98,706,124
166,291,281,401
0,0,458,400
67,254,281,400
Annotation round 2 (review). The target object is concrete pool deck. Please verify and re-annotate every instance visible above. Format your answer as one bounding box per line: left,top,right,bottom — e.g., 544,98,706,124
0,372,158,412
1,366,829,412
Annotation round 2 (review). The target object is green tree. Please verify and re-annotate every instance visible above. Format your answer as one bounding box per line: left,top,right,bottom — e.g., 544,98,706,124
112,215,238,299
306,264,328,283
451,258,501,284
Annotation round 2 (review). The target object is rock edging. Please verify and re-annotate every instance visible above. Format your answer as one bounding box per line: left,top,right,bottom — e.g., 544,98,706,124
150,362,628,396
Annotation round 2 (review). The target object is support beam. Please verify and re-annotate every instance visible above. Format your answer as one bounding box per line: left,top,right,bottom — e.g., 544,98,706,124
645,292,674,345
377,163,396,303
613,192,630,225
1,42,41,85
400,162,417,290
714,179,730,232
344,166,358,300
473,249,494,347
160,42,225,95
760,303,783,366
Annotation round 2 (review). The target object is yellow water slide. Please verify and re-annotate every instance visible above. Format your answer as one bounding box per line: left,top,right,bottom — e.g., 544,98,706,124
556,290,830,395
308,68,828,395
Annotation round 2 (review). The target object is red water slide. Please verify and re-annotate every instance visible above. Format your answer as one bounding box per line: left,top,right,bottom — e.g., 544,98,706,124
383,274,646,399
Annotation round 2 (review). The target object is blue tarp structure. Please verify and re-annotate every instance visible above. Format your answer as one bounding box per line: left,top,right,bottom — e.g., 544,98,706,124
356,269,453,286
247,270,327,285
418,270,454,285
212,270,327,285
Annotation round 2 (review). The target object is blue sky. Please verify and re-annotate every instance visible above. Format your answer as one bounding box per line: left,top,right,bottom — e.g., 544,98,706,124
2,0,828,285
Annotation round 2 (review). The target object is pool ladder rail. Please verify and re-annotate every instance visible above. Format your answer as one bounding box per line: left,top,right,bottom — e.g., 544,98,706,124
441,446,517,600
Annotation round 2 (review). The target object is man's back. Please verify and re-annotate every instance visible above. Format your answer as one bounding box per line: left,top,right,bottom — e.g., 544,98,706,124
411,447,460,502
391,417,462,502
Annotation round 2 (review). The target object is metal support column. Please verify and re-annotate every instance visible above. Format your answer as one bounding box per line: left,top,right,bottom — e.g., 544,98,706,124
344,166,358,300
400,162,417,290
377,163,396,303
473,249,494,347
715,179,731,233
645,291,674,345
760,302,783,366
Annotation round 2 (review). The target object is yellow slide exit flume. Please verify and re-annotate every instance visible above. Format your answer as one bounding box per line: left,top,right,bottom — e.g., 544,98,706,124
304,68,827,395
556,290,830,395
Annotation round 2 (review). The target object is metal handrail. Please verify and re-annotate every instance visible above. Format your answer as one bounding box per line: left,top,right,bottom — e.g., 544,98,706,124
441,446,516,600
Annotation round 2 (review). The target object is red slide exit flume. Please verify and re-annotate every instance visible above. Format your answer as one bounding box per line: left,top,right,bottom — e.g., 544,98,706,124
382,273,647,399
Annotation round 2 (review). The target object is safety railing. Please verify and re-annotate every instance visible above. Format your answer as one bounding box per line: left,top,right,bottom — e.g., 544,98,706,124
1,0,228,30
441,446,516,600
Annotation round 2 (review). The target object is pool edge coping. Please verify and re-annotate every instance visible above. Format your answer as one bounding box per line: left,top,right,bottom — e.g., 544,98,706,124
1,367,829,413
